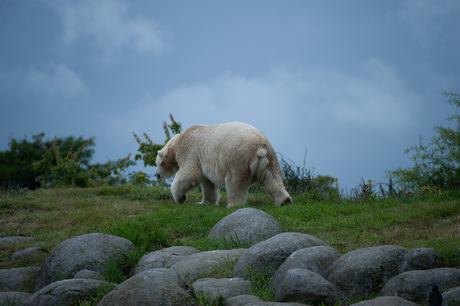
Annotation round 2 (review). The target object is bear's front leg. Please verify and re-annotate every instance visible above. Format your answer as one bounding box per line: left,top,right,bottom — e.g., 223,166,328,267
171,170,198,204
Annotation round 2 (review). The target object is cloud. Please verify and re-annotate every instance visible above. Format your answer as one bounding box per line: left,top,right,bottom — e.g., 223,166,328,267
297,59,418,131
46,0,169,57
24,63,88,105
93,58,429,190
105,60,419,179
122,59,416,134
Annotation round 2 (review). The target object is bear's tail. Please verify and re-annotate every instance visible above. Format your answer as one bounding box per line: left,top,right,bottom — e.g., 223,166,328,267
250,145,269,176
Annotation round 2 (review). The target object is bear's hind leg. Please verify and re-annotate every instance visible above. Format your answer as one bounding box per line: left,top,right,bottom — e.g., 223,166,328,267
200,178,219,205
225,175,249,208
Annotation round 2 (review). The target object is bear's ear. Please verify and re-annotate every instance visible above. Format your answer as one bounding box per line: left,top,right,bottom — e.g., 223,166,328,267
158,150,164,158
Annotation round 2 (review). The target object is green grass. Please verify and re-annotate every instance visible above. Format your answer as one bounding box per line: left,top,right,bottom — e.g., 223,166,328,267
0,185,459,303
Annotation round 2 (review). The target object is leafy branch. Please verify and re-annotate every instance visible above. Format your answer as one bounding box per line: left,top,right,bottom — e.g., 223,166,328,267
133,114,182,168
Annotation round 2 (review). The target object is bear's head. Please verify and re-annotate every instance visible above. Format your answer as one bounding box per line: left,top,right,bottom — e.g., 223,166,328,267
154,136,179,179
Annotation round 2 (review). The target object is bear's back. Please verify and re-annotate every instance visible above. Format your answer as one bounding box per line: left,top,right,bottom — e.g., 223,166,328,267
179,122,268,162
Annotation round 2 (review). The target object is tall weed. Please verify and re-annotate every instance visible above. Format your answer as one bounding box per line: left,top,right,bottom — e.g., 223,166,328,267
102,248,145,283
279,155,339,202
247,266,276,301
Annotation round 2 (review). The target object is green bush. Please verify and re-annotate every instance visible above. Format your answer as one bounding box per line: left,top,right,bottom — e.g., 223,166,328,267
0,134,95,189
280,155,339,201
133,114,181,168
132,114,182,188
33,137,95,187
388,91,459,190
33,138,134,188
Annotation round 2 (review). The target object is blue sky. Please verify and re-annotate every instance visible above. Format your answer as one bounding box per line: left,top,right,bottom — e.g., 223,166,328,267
1,0,459,190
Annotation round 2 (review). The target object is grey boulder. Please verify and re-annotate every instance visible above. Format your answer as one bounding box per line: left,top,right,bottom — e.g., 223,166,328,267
0,292,32,305
243,302,307,305
381,267,460,303
275,268,346,305
208,208,282,245
326,245,408,298
73,269,104,280
349,296,417,305
234,232,328,279
34,233,135,291
225,294,264,305
398,247,442,273
0,236,33,245
134,246,199,275
10,247,44,260
442,286,460,305
171,249,247,282
23,278,114,306
270,245,340,290
98,268,195,306
192,277,252,299
0,266,39,291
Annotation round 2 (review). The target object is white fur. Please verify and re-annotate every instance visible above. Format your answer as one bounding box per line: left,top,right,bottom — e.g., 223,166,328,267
155,122,292,208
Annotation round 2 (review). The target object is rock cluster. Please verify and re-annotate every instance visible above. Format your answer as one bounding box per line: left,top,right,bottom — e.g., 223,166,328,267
1,207,460,305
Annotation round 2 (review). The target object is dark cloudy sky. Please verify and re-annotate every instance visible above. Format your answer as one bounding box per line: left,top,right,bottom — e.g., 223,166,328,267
1,0,459,189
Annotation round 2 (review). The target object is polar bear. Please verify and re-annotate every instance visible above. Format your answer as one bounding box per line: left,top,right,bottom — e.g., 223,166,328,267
154,122,292,208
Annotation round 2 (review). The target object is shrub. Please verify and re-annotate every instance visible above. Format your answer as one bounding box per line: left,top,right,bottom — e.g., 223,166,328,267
133,114,181,168
0,134,94,189
280,155,338,201
33,138,134,187
33,137,94,187
132,114,181,187
388,91,459,190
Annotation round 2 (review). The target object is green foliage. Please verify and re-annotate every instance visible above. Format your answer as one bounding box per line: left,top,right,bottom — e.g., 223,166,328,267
280,154,314,194
388,91,460,190
0,133,45,188
247,266,276,301
89,156,136,187
102,248,145,284
82,282,117,306
348,178,377,202
108,216,170,253
1,186,459,304
103,256,126,284
94,184,173,201
391,186,450,204
280,154,339,201
0,115,180,190
132,131,162,168
0,133,136,189
0,133,96,189
127,171,153,186
33,137,95,187
195,293,226,306
32,137,134,188
133,114,182,168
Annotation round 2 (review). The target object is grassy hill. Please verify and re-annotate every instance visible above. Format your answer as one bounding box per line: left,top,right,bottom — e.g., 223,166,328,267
1,186,459,301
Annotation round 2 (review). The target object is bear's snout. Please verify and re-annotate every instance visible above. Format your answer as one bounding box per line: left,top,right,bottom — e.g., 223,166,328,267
154,172,160,179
